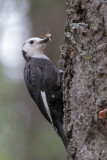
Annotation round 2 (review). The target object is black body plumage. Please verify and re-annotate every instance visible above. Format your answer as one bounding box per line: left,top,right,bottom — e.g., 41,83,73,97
24,58,67,149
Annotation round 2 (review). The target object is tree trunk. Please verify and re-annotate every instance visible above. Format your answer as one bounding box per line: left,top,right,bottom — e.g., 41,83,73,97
60,0,107,159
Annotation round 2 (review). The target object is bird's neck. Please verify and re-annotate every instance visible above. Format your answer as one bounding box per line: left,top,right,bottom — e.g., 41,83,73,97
31,51,50,60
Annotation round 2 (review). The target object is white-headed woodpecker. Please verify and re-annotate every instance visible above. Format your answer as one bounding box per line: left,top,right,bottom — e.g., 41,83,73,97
22,34,67,149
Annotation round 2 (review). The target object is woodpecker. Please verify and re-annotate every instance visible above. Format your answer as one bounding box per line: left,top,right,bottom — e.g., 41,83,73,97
22,34,67,149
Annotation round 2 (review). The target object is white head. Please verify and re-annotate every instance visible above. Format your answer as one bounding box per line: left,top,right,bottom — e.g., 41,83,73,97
22,37,50,60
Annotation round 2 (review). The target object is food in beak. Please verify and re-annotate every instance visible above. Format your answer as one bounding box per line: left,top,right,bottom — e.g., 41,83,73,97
45,33,52,41
39,33,52,43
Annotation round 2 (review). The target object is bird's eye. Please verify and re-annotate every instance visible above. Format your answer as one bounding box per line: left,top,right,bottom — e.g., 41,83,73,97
29,40,34,44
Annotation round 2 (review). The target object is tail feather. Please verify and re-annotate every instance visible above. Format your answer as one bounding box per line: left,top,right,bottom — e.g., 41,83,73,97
54,120,68,150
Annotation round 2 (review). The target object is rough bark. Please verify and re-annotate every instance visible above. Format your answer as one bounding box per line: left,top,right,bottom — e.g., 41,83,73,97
59,0,107,159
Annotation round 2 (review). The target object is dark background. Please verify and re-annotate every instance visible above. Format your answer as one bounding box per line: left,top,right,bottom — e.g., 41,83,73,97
0,0,66,160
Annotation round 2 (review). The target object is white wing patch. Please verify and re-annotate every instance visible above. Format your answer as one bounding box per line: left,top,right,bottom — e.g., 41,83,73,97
41,91,52,123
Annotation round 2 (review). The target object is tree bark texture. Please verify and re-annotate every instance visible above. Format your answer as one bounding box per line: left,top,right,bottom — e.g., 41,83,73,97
59,0,107,159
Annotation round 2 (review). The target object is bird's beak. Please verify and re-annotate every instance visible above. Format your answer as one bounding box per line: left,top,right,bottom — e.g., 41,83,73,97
39,37,49,44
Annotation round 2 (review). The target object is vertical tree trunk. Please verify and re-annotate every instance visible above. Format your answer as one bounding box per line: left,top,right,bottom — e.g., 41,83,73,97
60,0,107,159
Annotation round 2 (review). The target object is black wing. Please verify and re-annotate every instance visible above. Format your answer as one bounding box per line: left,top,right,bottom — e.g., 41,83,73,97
24,63,52,123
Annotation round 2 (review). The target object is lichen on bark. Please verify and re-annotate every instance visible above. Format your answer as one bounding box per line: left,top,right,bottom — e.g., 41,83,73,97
60,0,107,159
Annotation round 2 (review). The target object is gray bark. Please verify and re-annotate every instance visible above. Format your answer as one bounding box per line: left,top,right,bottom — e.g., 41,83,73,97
59,0,107,159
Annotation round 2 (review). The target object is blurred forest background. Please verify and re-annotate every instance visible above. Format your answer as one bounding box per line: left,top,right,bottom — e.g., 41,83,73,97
0,0,66,160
